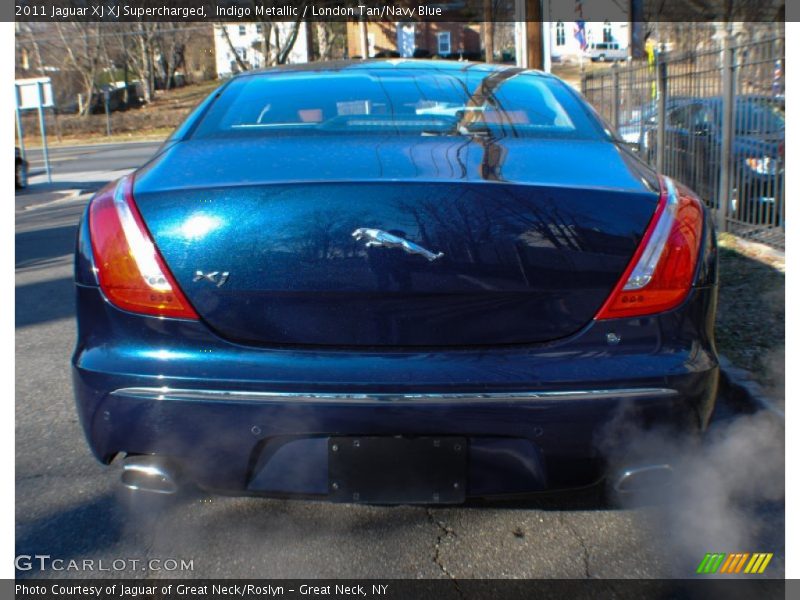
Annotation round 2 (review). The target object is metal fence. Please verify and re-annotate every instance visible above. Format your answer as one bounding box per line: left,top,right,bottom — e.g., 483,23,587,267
582,35,785,249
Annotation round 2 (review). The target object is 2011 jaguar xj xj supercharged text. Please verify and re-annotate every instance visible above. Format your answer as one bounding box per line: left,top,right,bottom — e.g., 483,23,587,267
72,61,718,504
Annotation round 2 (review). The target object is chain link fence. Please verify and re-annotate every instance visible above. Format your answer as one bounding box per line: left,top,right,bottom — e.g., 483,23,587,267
582,35,785,249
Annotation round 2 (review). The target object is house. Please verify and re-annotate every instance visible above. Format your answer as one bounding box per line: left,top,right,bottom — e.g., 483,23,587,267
213,22,310,77
549,21,629,62
346,22,482,59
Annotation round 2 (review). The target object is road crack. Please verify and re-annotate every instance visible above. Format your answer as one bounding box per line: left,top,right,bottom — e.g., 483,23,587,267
426,508,464,598
559,513,593,578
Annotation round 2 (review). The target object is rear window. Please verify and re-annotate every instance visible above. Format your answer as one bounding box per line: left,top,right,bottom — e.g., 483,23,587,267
189,67,606,141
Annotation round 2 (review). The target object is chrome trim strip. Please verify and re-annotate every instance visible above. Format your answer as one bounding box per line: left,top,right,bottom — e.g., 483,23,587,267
110,387,679,405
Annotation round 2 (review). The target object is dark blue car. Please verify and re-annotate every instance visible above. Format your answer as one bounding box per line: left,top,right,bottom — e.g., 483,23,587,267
72,61,718,504
621,96,784,223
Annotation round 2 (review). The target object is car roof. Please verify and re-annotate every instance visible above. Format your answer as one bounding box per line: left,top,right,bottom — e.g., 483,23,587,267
233,59,551,80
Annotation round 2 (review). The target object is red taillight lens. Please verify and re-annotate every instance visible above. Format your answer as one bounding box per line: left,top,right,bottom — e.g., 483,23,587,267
595,177,704,320
88,175,199,319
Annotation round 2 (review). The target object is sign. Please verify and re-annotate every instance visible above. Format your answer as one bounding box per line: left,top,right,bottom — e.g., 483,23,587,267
15,77,55,110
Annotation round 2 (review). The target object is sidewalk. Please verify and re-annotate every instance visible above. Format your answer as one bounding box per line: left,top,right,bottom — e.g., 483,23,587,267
16,167,133,212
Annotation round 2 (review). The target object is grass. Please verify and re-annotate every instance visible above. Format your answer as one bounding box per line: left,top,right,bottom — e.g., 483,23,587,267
25,129,174,148
715,233,784,396
19,80,222,147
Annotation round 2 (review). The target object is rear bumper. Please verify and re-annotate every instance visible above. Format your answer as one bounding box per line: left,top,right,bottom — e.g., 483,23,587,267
84,385,710,498
72,284,719,499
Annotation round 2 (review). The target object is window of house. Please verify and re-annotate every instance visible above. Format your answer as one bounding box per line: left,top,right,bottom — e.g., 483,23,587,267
556,22,565,46
239,25,246,36
256,24,263,34
603,22,612,43
437,32,451,55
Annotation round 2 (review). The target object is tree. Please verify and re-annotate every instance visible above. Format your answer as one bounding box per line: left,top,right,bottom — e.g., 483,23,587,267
219,24,250,72
55,22,103,116
253,0,308,66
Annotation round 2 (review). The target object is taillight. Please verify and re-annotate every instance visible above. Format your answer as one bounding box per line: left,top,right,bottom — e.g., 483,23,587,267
88,175,199,319
595,177,704,320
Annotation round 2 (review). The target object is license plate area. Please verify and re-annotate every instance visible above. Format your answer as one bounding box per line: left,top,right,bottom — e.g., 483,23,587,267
328,436,467,504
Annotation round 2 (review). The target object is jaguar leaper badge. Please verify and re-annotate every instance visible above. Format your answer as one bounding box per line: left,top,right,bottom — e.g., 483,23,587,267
352,228,444,262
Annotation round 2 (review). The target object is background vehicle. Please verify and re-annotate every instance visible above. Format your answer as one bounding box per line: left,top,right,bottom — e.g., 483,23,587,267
15,147,28,189
587,42,627,62
90,82,146,114
632,96,784,220
73,61,718,505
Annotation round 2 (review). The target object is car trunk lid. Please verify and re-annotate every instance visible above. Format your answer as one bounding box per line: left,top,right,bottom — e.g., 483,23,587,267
132,137,658,347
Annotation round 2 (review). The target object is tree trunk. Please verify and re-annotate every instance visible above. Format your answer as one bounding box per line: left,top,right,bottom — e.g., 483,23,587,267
221,24,250,71
315,23,331,61
277,20,303,64
139,37,151,103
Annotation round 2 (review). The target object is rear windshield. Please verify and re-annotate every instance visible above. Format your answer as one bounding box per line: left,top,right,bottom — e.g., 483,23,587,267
189,67,606,141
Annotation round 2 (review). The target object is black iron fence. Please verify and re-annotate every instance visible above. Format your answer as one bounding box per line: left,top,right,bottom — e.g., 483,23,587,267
582,35,785,249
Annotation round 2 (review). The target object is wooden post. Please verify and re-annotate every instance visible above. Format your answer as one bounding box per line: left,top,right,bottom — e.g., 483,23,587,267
525,0,543,69
483,0,494,63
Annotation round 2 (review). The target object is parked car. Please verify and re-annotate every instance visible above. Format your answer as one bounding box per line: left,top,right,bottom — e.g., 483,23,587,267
90,82,146,114
73,61,718,504
15,147,28,189
616,97,692,156
634,96,784,222
587,42,627,62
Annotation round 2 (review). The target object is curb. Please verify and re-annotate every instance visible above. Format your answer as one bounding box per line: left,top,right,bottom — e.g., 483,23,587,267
718,355,784,419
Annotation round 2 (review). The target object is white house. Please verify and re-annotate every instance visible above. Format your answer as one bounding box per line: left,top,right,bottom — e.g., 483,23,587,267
213,22,309,77
548,21,629,62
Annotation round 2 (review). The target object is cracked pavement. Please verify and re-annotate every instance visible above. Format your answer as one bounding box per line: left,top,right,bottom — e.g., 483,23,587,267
15,143,784,580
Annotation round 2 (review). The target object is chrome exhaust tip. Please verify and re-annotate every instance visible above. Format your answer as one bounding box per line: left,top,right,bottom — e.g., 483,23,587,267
121,456,180,495
612,463,674,494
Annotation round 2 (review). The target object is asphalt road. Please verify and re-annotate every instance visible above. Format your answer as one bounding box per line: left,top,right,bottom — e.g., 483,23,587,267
15,142,785,580
16,141,163,212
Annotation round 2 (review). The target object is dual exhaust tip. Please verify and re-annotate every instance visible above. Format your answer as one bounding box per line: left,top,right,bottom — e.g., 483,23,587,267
612,463,674,495
121,455,180,495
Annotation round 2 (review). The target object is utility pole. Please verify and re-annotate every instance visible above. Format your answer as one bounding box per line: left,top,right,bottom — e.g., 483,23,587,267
526,0,544,69
515,0,544,69
483,0,494,63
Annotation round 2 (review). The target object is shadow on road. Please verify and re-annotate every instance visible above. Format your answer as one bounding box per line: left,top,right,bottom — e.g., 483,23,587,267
16,220,77,328
16,224,77,269
15,492,123,576
15,277,75,329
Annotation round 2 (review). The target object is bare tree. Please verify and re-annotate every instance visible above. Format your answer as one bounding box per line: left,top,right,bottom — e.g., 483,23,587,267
154,23,193,89
219,24,250,72
55,22,104,115
272,20,303,65
253,0,307,66
315,23,334,61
